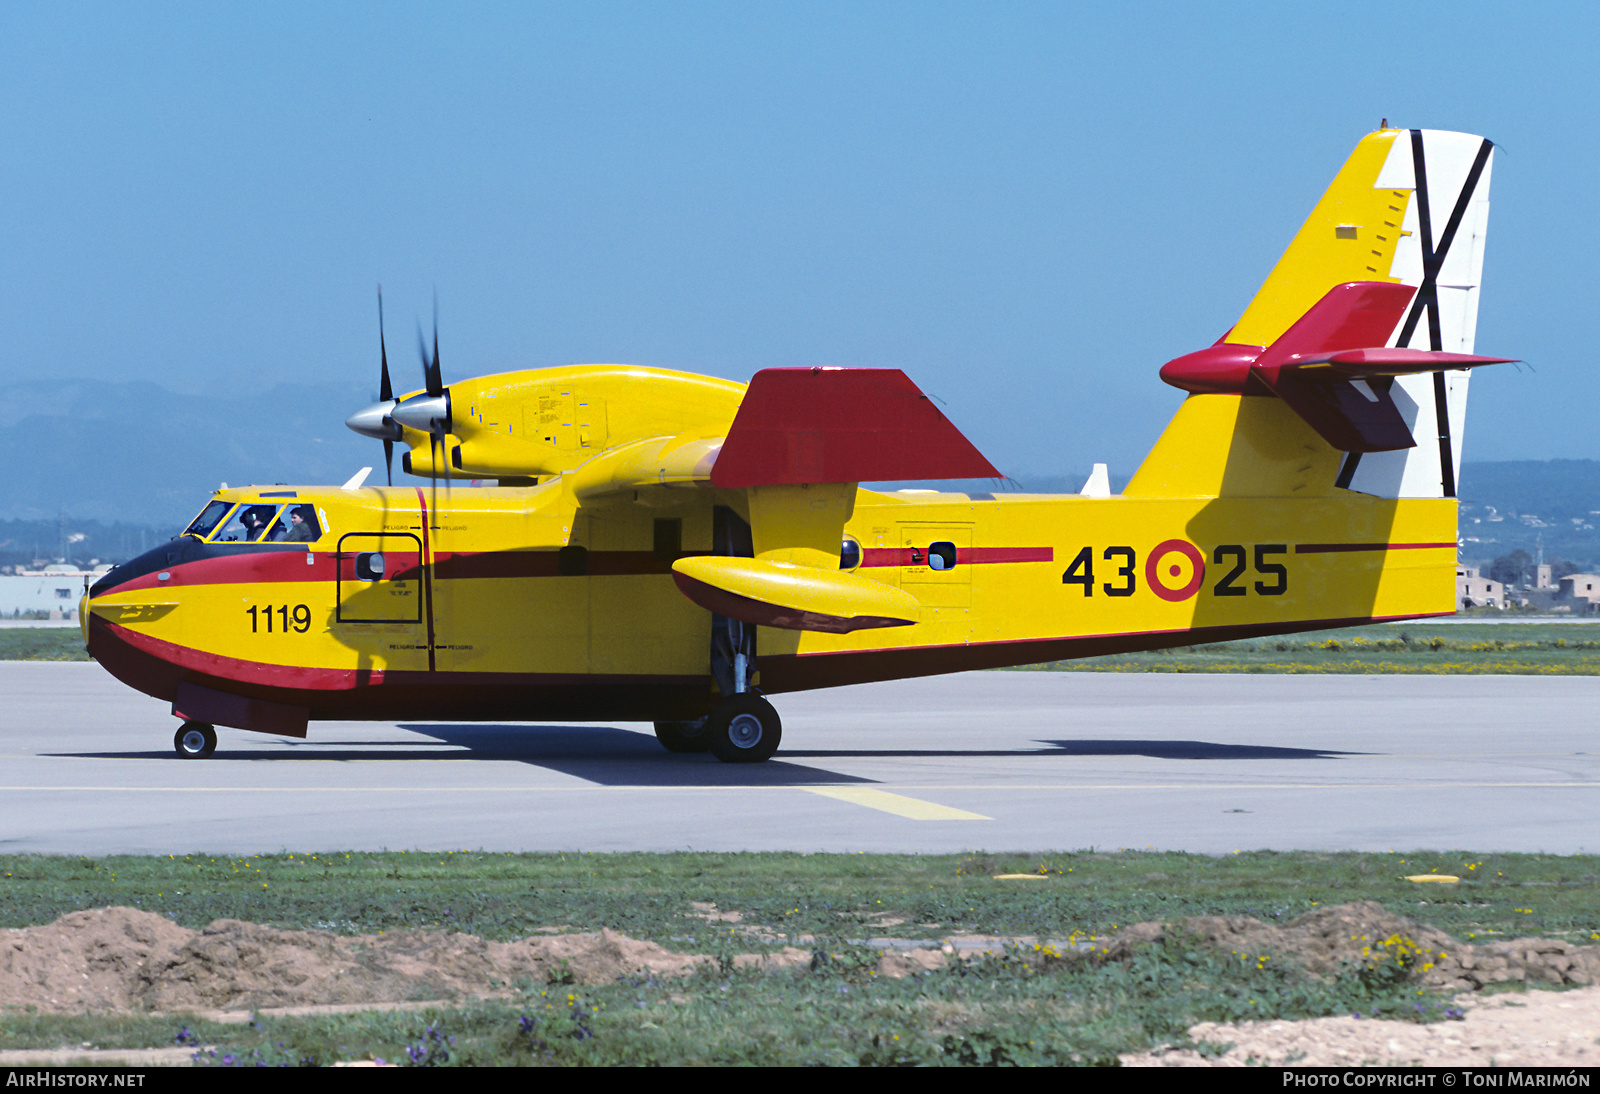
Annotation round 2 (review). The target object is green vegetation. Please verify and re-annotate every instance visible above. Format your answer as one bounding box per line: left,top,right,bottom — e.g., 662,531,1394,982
94,942,1460,1067
1,851,1594,1065
0,628,88,661
6,850,1593,946
7,849,1596,943
1019,622,1600,674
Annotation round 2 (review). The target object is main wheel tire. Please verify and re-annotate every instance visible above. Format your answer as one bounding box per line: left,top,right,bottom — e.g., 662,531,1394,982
654,718,712,753
707,693,781,764
174,722,217,759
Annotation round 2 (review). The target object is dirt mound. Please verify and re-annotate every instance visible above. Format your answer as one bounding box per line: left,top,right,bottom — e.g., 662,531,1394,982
0,907,194,1012
1102,900,1600,991
0,908,713,1013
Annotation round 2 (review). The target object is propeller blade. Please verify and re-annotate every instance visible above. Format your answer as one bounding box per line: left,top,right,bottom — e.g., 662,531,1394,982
378,287,393,404
384,439,394,487
426,294,443,398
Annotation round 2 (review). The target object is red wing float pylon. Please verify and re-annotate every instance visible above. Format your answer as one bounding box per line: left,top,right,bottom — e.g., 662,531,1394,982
1160,281,1517,453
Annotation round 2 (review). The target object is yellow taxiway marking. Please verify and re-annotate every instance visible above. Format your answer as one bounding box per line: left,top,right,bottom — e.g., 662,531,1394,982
802,787,990,820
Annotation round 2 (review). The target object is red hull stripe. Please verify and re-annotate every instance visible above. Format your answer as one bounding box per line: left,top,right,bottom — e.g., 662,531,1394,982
860,546,1053,568
91,615,705,695
433,550,709,579
1294,542,1456,554
96,540,1443,592
87,616,710,722
99,547,1062,591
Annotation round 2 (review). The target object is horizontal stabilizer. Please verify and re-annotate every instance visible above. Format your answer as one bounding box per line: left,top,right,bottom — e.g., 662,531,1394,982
1161,281,1515,453
1253,281,1418,377
710,368,999,488
671,556,921,633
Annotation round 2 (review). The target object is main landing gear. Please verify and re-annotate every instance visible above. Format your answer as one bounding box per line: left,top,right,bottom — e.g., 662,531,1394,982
653,718,712,754
174,721,217,759
706,692,781,764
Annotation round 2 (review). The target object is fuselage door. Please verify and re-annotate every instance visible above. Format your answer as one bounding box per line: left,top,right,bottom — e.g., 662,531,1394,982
336,532,425,623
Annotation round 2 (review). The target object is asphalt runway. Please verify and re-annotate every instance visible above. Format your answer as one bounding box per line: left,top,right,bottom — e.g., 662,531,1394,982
4,662,1598,855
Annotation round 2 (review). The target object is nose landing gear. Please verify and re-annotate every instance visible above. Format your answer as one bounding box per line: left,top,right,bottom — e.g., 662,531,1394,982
174,721,217,759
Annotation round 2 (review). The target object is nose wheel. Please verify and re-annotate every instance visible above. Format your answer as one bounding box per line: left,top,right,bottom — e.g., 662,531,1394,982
174,722,217,759
706,693,782,763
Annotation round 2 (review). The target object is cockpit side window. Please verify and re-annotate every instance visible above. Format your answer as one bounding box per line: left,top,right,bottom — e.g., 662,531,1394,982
212,504,282,543
184,501,234,539
278,504,323,543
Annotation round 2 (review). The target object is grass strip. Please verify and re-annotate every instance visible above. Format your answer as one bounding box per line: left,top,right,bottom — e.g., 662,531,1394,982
2,849,1594,949
1012,623,1600,674
0,629,88,661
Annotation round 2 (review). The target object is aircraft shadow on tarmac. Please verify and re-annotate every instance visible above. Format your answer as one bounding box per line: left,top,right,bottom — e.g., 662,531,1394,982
1038,739,1368,760
782,739,1370,761
53,724,874,787
51,731,1365,783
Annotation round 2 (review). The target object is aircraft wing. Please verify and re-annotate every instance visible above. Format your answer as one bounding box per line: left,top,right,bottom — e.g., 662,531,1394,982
569,366,1000,500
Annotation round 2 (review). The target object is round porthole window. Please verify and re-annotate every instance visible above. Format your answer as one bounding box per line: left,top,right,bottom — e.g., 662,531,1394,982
839,537,861,571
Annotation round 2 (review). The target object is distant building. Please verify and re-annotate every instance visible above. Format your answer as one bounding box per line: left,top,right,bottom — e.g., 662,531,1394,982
0,566,108,620
1555,574,1600,614
1457,566,1505,609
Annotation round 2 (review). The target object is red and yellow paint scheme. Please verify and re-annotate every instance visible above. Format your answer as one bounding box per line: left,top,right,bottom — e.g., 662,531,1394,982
85,127,1510,762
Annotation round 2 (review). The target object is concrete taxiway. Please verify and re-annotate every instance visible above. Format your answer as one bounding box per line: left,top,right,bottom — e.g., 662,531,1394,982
3,662,1597,854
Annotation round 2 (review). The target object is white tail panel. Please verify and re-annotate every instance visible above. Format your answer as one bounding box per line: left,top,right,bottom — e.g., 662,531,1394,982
1344,129,1494,500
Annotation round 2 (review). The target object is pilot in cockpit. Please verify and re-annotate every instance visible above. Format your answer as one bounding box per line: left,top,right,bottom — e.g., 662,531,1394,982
239,506,274,541
283,505,321,542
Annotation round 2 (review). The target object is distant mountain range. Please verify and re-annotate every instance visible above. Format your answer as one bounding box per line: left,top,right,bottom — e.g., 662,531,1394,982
1,377,377,526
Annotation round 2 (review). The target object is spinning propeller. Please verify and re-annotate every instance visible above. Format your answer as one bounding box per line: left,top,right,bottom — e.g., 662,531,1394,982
343,288,453,486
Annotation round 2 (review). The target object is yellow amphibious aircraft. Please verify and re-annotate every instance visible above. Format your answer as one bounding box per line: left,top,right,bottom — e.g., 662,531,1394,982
85,126,1511,763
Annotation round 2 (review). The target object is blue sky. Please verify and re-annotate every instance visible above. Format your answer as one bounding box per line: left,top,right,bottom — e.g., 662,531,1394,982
2,2,1594,483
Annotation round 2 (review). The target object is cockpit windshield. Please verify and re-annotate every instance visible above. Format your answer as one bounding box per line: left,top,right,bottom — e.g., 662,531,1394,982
184,500,234,539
